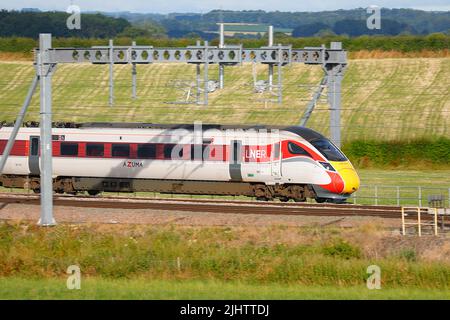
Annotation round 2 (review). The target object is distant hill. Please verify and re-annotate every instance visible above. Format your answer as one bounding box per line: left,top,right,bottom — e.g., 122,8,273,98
1,8,449,39
105,8,450,38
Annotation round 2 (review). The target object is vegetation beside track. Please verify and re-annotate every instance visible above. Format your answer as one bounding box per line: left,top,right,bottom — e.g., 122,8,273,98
0,221,449,297
1,277,450,299
342,138,450,169
0,34,449,56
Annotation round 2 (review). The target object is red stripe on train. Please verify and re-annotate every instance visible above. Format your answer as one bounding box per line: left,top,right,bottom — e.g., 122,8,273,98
0,140,28,156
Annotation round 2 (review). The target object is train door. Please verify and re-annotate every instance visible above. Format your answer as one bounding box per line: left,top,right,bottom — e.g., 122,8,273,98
271,141,282,179
229,140,242,181
28,136,40,175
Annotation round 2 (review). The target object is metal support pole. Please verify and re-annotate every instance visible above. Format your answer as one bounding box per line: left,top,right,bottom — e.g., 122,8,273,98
37,34,56,226
277,45,282,104
131,41,137,99
299,76,327,126
268,26,274,92
219,23,225,89
327,64,344,148
109,39,114,106
204,41,209,105
219,65,224,90
196,64,201,105
0,75,39,174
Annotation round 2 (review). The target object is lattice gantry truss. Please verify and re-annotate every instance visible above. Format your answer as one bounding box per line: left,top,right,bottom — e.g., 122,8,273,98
1,33,347,226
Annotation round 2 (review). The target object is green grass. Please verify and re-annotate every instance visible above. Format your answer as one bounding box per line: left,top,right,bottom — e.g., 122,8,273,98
1,222,450,289
0,58,448,143
358,169,450,187
1,277,450,300
352,169,450,206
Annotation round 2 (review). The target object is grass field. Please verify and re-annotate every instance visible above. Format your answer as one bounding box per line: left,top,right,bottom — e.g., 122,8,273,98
1,277,450,300
352,169,450,206
0,58,448,143
1,222,450,294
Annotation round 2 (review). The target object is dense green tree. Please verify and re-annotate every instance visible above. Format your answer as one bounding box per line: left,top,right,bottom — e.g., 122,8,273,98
292,23,330,37
333,19,417,36
0,10,130,38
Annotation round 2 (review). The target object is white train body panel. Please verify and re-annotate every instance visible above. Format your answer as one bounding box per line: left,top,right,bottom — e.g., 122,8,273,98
0,127,348,192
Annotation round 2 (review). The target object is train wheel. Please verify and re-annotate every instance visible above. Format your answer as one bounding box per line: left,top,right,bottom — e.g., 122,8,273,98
87,190,101,196
32,188,40,194
279,197,289,202
256,197,269,201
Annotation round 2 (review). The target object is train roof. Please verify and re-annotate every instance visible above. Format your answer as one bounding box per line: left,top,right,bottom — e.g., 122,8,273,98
79,123,327,141
1,121,326,142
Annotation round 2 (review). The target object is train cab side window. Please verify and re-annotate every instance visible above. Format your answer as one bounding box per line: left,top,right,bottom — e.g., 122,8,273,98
310,139,347,161
288,142,312,157
137,144,156,159
60,143,78,156
86,144,104,157
112,144,130,158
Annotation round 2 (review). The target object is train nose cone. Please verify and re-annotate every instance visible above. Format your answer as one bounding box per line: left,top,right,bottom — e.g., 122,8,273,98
330,161,360,194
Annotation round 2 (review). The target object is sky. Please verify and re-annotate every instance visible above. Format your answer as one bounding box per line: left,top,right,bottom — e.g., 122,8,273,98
0,0,449,13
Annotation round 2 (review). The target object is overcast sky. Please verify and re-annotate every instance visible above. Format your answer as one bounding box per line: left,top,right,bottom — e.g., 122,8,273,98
0,0,449,13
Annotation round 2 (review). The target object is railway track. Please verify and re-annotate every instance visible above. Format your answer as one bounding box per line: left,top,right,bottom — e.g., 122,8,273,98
0,192,425,221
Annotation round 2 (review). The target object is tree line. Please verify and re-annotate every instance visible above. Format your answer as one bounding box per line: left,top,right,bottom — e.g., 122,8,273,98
0,10,130,38
0,34,448,54
115,8,450,38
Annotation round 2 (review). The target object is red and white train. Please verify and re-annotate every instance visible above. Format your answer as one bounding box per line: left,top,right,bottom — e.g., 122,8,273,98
0,122,360,203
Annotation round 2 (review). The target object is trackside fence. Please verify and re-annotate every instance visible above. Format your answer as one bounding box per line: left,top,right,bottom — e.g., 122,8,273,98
350,185,450,207
1,184,449,208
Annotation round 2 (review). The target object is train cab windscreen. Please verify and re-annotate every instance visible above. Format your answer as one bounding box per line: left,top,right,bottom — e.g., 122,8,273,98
310,138,347,161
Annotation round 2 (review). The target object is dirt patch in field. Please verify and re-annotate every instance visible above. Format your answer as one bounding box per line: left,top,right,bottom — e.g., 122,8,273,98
0,52,32,61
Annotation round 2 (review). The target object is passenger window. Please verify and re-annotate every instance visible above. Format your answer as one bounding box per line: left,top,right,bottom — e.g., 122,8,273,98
288,142,311,157
137,144,156,159
60,143,78,156
164,144,183,159
30,138,39,156
86,144,104,157
112,144,130,158
164,144,174,159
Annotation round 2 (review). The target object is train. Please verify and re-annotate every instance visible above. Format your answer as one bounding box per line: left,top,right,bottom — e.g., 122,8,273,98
0,122,360,203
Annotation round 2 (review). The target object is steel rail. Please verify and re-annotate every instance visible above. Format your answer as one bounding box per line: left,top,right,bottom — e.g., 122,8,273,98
0,193,423,221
